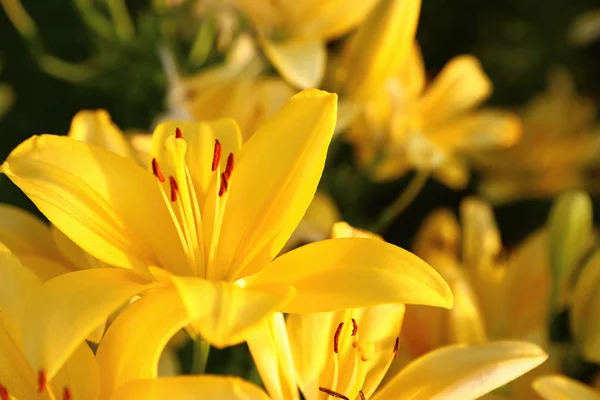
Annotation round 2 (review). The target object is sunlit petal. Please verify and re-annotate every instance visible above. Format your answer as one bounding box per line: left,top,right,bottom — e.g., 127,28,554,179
533,374,600,400
262,39,326,89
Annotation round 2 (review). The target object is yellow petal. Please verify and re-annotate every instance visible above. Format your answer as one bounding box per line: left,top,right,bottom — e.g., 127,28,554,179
373,341,548,400
110,376,271,400
249,238,453,313
419,55,492,128
336,0,421,99
297,0,379,40
50,224,100,270
285,192,341,251
1,135,187,273
0,203,64,262
22,268,152,380
96,287,190,398
67,109,135,159
262,39,326,89
533,374,600,400
0,324,39,400
171,277,295,348
51,343,100,400
217,89,337,280
15,254,73,282
446,278,487,344
246,313,299,400
571,249,600,362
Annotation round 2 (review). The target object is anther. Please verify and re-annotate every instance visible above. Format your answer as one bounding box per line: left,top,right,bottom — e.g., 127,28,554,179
359,391,366,400
175,127,183,139
224,153,234,179
152,158,165,182
38,370,47,393
351,318,358,336
0,385,8,400
63,387,72,400
212,140,222,171
393,336,400,359
219,173,229,197
333,322,344,353
318,387,349,400
169,176,179,202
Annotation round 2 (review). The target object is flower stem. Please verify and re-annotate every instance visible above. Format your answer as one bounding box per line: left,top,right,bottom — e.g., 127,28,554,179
191,337,210,374
370,170,429,234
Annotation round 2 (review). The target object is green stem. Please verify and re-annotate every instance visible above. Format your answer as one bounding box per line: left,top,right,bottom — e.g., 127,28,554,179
370,170,429,234
191,336,210,374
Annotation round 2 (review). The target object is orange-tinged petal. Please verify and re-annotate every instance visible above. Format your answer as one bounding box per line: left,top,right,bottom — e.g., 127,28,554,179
110,376,271,400
171,277,295,348
262,39,326,89
249,238,453,313
96,287,190,398
419,55,492,129
0,135,187,274
22,268,152,380
373,341,548,400
534,374,600,400
0,203,63,262
217,89,337,280
67,109,135,159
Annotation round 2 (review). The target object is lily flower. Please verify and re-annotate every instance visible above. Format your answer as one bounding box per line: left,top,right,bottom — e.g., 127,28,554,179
472,68,600,203
232,0,379,88
0,89,452,387
246,224,546,400
534,375,600,400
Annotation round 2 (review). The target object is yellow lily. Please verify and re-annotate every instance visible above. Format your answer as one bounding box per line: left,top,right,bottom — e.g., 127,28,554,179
232,0,379,88
534,375,600,400
0,89,452,386
472,68,600,203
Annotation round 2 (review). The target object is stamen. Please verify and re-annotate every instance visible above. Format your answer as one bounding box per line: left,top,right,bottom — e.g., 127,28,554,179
152,158,165,182
0,385,8,400
224,153,234,179
351,318,358,336
393,336,400,359
219,172,229,197
359,391,366,400
64,387,72,400
318,387,349,400
333,322,344,353
38,370,47,393
212,140,222,171
175,127,183,139
169,176,179,202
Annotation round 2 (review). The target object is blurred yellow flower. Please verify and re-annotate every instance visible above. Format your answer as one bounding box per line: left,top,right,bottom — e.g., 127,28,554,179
0,89,452,388
534,374,600,400
232,0,379,88
472,68,600,203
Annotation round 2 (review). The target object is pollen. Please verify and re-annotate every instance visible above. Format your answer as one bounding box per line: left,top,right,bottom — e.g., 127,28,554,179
359,391,366,400
38,370,47,393
224,153,234,179
175,127,183,139
219,172,229,197
212,140,222,172
318,387,349,400
0,385,8,400
152,158,165,182
393,336,400,359
63,387,72,400
169,176,179,202
333,322,344,353
351,318,358,336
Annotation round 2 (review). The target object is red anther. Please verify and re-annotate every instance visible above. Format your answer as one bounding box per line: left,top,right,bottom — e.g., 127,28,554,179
63,387,72,400
38,370,47,393
169,176,179,202
333,322,344,353
359,391,366,400
318,387,349,400
224,153,234,179
152,158,166,182
175,127,183,139
393,336,400,359
0,385,9,400
351,318,358,336
218,173,229,197
212,140,222,171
